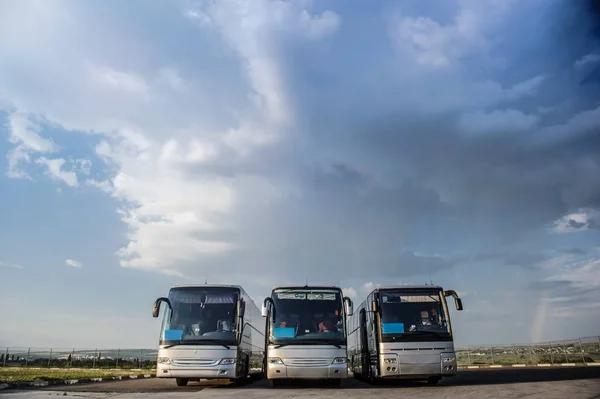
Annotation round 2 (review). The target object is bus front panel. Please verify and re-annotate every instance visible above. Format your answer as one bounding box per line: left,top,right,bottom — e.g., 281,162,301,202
157,346,241,379
377,341,457,378
266,345,348,380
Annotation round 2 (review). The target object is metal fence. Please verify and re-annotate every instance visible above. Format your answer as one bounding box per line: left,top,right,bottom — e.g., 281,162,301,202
0,348,157,369
1,336,599,369
456,336,600,366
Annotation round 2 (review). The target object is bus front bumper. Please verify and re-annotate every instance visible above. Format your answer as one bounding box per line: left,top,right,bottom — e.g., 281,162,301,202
267,362,348,380
378,353,457,378
157,363,237,379
378,363,456,378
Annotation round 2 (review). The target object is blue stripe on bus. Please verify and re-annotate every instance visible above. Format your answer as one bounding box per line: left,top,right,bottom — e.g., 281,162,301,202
382,323,404,334
164,329,183,340
273,327,295,338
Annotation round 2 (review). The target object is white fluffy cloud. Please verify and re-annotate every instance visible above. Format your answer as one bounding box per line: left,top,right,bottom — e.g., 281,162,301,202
65,259,83,268
574,53,600,69
0,0,344,282
389,0,513,68
6,112,59,179
552,209,600,233
459,109,540,136
35,157,79,187
341,287,357,299
343,282,382,301
0,260,24,269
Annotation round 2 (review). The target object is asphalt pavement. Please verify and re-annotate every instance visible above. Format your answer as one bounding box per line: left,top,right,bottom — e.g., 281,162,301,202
1,366,599,398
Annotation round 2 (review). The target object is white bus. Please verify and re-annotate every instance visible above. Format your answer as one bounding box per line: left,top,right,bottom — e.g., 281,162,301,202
152,284,265,386
261,285,353,387
347,285,463,385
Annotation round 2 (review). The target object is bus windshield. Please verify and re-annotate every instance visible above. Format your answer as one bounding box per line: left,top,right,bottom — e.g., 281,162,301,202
269,289,345,344
160,287,239,345
379,290,450,340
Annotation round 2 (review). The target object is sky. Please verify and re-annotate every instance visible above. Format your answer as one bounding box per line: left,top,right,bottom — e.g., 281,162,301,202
1,0,599,349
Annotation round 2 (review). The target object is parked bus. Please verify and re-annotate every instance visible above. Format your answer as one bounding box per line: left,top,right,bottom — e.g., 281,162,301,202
152,284,265,386
347,285,463,385
261,285,354,387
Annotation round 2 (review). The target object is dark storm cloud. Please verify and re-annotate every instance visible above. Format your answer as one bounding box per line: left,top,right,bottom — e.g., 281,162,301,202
269,0,600,245
176,0,600,282
568,219,589,230
201,163,460,281
277,109,598,245
530,280,599,306
470,252,506,262
564,248,588,255
557,211,600,232
469,252,548,269
505,253,548,269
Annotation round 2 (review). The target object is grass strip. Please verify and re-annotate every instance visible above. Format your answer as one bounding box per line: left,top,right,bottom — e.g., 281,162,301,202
0,368,146,383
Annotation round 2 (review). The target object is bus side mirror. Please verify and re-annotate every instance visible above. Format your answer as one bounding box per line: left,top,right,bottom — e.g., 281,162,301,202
152,297,171,318
344,297,353,316
238,300,246,318
261,297,269,317
443,290,463,311
371,300,377,313
455,298,463,311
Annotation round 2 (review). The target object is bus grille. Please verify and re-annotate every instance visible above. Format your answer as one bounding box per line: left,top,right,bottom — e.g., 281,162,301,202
286,359,331,367
171,359,219,367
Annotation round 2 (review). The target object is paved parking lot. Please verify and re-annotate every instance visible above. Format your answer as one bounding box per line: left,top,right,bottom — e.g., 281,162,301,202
2,367,599,399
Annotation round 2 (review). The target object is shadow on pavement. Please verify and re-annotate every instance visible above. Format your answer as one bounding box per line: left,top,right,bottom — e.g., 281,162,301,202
347,367,600,389
226,366,600,389
214,377,345,390
33,366,600,392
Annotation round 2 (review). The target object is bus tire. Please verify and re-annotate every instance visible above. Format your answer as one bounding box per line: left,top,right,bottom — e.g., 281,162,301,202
232,359,249,385
270,379,282,388
367,366,378,384
175,378,188,386
427,376,440,385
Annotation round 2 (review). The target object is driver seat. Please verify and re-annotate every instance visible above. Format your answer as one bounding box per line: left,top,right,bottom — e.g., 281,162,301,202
217,319,232,332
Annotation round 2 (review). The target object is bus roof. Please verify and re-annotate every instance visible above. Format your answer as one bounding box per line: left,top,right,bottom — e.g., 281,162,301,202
373,285,443,291
271,285,342,291
169,284,243,289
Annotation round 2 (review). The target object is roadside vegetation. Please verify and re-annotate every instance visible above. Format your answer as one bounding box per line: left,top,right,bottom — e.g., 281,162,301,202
0,368,149,383
456,340,600,366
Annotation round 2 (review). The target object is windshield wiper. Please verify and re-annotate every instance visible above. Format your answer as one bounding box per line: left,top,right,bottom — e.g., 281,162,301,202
163,339,230,349
316,339,342,348
194,339,231,349
271,340,296,349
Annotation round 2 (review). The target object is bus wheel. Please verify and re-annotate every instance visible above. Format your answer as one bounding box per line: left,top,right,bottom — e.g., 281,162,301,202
427,377,440,385
176,378,189,386
367,368,378,385
232,362,249,385
271,379,281,388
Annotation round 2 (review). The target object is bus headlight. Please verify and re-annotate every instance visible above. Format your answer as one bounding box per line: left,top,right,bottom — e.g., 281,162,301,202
383,357,397,364
157,357,171,364
219,358,236,365
332,357,347,364
441,354,455,362
268,357,283,364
